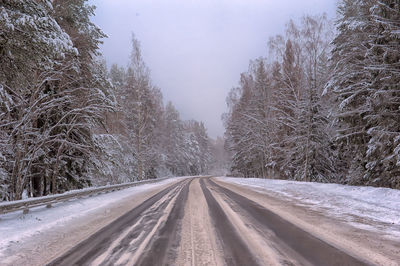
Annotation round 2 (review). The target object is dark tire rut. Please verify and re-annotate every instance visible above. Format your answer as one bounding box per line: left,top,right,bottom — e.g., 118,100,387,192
208,178,369,266
48,178,191,266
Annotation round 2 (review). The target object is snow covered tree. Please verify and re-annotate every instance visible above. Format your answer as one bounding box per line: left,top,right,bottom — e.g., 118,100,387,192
0,0,115,200
0,84,14,200
329,0,375,185
162,102,187,175
330,0,400,188
53,0,106,78
209,136,229,175
224,14,336,182
185,120,212,174
224,72,266,177
364,1,400,188
271,39,302,179
120,35,159,180
0,0,76,200
46,0,116,192
153,101,213,176
0,0,77,88
292,14,336,182
104,36,214,181
252,59,275,177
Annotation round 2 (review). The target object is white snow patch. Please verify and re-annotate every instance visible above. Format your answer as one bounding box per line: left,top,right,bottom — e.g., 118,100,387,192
21,190,28,200
218,177,400,239
0,177,189,255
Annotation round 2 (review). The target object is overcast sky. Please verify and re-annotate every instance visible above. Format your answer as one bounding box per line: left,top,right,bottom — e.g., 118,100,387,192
90,0,337,138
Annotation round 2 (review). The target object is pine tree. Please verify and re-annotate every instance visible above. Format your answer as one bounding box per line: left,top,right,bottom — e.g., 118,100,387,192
329,0,374,185
330,0,400,188
163,102,187,175
292,14,335,182
364,1,400,188
0,0,76,88
272,39,302,178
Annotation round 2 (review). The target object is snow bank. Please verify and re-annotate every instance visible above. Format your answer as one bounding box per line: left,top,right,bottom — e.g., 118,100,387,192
0,177,188,255
218,177,400,238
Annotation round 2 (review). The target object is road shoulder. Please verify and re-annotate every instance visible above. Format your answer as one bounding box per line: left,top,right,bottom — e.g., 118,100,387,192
214,177,400,266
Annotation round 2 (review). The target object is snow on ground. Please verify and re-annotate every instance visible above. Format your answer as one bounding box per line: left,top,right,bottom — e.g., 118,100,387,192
218,177,400,239
0,177,188,256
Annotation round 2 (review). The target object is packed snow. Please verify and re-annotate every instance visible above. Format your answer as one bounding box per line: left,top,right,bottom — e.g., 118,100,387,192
0,177,188,256
219,177,400,239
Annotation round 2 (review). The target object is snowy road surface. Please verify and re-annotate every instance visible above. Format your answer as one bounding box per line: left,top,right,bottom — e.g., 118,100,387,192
1,177,399,265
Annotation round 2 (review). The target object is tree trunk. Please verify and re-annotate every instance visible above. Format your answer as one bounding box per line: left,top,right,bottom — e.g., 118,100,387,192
12,133,24,200
136,130,143,181
51,142,65,194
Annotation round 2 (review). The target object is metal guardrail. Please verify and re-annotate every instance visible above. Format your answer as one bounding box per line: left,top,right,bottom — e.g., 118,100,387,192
0,177,173,215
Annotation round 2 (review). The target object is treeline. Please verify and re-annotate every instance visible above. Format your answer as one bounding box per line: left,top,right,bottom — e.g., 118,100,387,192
100,35,213,184
224,0,400,189
0,0,214,201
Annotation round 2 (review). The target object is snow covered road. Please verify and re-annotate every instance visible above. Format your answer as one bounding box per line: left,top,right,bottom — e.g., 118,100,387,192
217,177,400,265
218,177,400,239
47,177,370,265
0,177,189,265
1,176,399,265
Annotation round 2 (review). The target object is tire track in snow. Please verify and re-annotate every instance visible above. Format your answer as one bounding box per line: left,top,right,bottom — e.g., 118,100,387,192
208,178,369,266
47,178,191,266
199,178,260,266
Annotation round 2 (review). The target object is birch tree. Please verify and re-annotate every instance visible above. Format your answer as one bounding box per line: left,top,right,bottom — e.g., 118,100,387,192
121,35,157,180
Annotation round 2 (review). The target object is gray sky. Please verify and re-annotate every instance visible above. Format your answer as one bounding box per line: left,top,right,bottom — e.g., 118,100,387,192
90,0,337,138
